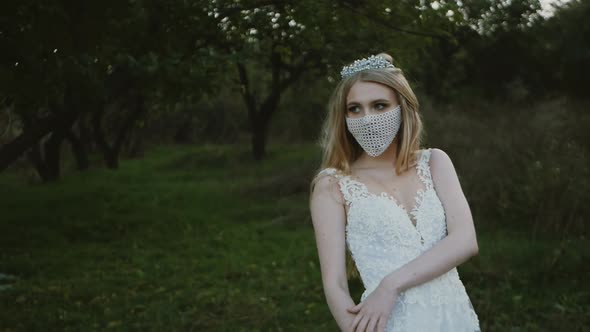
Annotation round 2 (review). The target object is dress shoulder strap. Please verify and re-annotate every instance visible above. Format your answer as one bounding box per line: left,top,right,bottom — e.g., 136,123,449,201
317,167,368,206
317,167,344,179
416,148,434,190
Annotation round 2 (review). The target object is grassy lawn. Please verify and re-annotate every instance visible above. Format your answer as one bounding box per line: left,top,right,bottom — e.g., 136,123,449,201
1,143,587,331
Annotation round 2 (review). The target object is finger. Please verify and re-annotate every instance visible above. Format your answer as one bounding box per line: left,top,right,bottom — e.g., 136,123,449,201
347,302,362,313
366,315,378,332
355,314,370,332
377,315,387,332
349,312,362,332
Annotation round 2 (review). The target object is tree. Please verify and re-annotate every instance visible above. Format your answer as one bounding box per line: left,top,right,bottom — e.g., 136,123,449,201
0,0,132,178
213,0,454,159
0,0,222,175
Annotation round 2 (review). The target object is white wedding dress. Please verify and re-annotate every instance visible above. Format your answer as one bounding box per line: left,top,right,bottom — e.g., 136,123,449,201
319,148,480,331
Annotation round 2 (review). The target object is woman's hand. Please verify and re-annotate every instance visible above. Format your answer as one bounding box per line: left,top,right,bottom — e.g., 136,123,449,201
346,282,399,332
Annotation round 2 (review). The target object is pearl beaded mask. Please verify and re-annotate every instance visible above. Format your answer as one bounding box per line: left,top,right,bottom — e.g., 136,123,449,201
345,105,402,157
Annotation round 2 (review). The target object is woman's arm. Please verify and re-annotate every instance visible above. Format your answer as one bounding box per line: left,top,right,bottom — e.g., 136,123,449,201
310,173,357,331
380,148,479,293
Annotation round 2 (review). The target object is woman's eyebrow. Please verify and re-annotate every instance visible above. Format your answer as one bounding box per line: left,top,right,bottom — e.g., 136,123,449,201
371,98,391,103
346,98,390,106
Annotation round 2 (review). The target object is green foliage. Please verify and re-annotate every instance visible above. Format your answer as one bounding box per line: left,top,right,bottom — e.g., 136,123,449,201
421,96,589,236
1,142,588,331
540,0,590,97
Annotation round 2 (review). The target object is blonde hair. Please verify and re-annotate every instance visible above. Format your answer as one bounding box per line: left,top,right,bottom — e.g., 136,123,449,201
309,53,424,279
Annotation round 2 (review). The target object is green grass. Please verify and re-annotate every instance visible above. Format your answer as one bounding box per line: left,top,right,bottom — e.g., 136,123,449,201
0,143,588,331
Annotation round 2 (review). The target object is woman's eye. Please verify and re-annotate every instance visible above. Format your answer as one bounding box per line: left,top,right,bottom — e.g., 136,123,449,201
348,106,360,113
375,103,387,110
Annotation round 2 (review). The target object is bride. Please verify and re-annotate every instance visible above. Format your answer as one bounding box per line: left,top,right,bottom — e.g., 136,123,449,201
309,53,481,332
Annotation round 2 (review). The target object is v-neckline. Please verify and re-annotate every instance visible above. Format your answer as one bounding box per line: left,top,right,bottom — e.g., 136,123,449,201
345,176,428,229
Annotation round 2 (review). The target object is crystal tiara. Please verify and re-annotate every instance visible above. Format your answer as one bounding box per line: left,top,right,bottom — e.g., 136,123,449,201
340,55,395,79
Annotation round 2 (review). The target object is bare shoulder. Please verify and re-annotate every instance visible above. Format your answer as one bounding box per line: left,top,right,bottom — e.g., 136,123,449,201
311,170,338,194
310,168,345,206
428,148,453,167
426,148,466,194
427,148,458,178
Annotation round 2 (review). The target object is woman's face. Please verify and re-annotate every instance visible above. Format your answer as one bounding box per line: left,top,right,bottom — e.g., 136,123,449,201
345,81,399,119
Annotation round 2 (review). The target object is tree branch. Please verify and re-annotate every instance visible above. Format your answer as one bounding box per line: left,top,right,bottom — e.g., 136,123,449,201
339,1,450,40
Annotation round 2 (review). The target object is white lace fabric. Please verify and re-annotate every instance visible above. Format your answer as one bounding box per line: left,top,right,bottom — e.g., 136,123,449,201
318,148,480,331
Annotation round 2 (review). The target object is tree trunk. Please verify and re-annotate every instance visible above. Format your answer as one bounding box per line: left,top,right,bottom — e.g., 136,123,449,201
91,95,145,169
125,129,145,158
43,131,65,181
24,111,77,182
26,132,65,182
104,150,119,169
91,106,118,169
174,114,194,144
78,113,94,154
236,50,310,161
0,116,58,172
65,128,89,170
251,120,268,160
27,142,50,181
113,95,145,159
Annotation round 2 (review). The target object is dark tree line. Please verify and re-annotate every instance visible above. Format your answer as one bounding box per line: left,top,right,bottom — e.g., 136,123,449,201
0,0,587,181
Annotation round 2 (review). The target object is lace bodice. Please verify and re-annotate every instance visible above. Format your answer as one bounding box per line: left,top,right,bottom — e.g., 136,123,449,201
318,148,480,331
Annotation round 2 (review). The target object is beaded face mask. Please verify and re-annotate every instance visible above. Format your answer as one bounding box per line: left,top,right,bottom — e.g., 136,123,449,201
345,105,402,157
